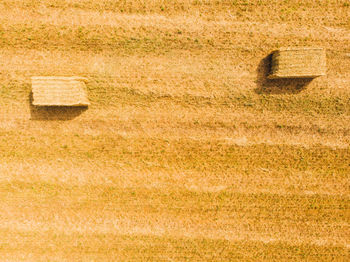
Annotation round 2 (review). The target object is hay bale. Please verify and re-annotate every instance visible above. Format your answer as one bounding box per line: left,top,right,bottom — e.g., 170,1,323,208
268,47,327,79
31,76,90,106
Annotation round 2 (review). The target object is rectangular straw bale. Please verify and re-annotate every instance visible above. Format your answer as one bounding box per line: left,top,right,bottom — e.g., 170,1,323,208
31,76,90,106
268,47,327,79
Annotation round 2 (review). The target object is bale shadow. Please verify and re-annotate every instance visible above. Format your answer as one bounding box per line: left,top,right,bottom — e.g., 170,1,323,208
29,92,88,121
255,53,313,95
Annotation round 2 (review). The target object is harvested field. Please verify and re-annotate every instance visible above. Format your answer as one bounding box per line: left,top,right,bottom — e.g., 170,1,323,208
0,0,349,261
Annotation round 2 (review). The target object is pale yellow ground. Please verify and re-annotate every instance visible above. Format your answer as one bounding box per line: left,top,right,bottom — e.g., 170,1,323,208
0,0,349,261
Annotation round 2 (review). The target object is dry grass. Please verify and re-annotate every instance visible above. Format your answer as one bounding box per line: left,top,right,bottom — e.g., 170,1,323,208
0,0,349,261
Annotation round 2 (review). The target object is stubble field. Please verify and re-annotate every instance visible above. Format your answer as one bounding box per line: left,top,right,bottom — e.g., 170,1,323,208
0,0,349,261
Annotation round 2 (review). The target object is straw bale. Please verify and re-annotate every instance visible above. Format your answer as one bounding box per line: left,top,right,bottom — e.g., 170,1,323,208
268,47,327,79
31,76,90,106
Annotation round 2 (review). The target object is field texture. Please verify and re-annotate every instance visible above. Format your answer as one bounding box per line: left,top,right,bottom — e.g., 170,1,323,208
0,0,349,261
